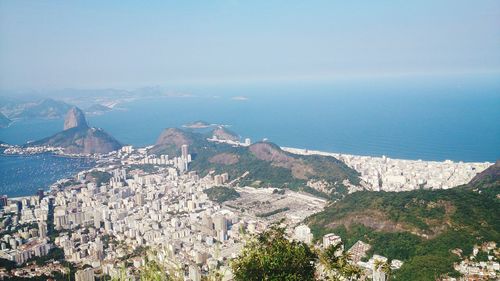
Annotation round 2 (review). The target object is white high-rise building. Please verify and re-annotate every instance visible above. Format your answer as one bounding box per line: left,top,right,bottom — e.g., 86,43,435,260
294,225,313,244
38,221,47,239
323,233,342,249
181,144,189,160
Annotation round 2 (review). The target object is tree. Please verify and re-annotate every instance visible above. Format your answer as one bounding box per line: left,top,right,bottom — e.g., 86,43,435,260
320,244,362,281
231,225,317,281
374,259,392,281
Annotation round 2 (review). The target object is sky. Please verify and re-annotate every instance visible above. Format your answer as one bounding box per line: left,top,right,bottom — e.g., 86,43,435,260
0,0,499,90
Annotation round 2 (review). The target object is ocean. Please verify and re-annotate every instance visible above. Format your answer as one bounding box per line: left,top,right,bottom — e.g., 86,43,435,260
0,151,95,197
0,75,499,196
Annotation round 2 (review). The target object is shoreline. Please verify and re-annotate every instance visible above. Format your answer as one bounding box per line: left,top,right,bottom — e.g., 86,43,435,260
281,146,493,165
282,146,493,191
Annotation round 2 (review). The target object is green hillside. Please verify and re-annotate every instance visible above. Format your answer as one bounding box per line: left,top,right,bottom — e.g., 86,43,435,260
307,184,500,280
149,128,360,199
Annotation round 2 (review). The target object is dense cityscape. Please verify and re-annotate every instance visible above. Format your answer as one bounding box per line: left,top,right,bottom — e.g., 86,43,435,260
1,1,500,280
1,136,499,280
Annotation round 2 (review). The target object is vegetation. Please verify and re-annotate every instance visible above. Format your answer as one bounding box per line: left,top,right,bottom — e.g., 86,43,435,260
127,164,159,174
105,254,183,281
0,258,16,270
30,248,65,265
87,171,112,186
256,207,290,218
320,244,362,280
151,128,360,198
231,225,368,281
204,186,240,203
231,225,317,281
307,185,500,280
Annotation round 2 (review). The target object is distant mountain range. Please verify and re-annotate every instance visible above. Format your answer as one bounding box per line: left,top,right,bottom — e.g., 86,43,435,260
29,107,122,154
0,96,113,120
10,98,73,119
149,127,360,198
85,104,112,115
307,161,500,280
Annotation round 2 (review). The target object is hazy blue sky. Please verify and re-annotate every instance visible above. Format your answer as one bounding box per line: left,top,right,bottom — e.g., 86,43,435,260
1,0,499,90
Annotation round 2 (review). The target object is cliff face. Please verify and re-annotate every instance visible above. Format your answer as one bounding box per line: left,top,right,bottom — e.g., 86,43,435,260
64,107,88,130
30,107,122,154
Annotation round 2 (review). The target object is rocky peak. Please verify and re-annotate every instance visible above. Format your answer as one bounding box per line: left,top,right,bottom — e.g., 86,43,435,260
64,106,88,130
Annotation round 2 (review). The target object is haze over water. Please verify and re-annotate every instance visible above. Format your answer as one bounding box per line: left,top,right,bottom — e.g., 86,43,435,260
1,75,499,163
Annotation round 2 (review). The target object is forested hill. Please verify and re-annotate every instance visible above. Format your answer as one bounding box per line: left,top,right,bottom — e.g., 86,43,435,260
307,166,500,280
149,127,360,199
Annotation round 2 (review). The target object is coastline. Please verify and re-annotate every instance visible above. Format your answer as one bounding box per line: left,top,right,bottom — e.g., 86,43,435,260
282,146,492,191
281,146,493,165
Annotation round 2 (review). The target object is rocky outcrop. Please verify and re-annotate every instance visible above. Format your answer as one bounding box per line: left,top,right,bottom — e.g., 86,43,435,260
212,126,239,141
30,108,121,154
64,107,88,130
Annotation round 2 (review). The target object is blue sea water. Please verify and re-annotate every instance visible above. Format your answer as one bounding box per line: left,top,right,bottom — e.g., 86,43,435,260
0,151,95,197
0,75,499,196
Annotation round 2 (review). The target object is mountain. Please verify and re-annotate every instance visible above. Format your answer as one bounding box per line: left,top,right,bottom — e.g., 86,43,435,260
150,128,197,156
30,107,122,154
149,128,360,198
0,112,11,128
307,171,500,280
64,107,88,130
469,160,500,187
211,126,239,141
12,98,72,119
85,104,111,115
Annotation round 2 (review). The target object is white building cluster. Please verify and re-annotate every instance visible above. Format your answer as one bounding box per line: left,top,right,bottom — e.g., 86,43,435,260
282,147,492,192
0,195,53,265
2,144,273,280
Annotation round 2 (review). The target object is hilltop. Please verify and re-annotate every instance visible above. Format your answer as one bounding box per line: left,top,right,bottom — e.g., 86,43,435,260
469,160,500,187
11,98,73,119
149,128,360,198
211,126,239,141
64,107,88,130
30,107,122,154
306,164,500,280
